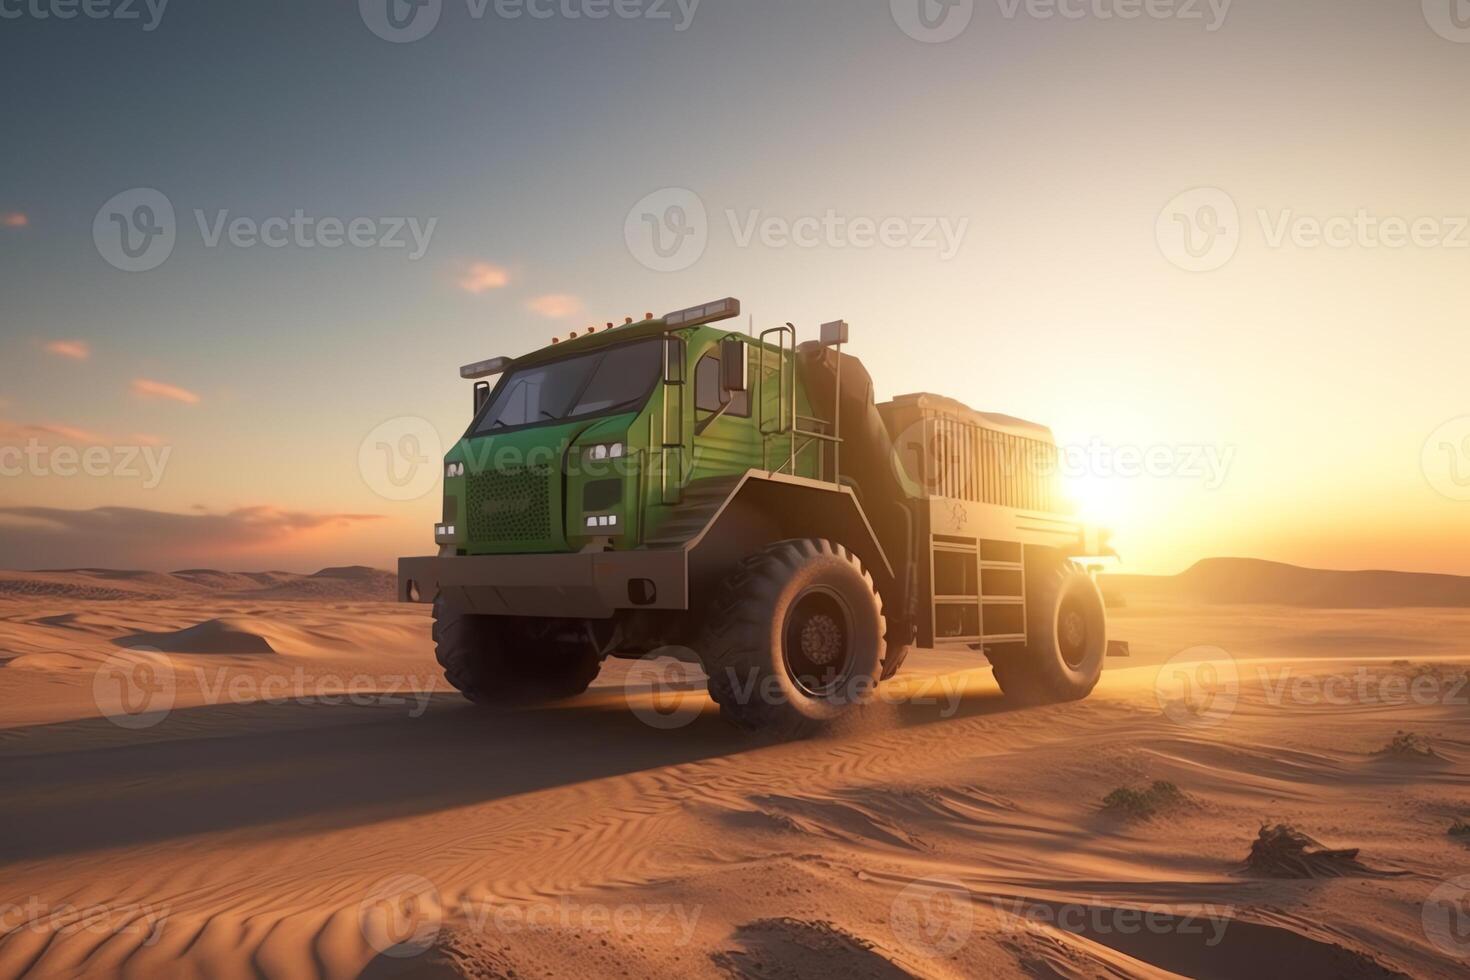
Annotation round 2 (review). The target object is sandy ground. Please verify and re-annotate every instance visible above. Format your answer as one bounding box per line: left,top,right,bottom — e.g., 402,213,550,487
1,590,1468,979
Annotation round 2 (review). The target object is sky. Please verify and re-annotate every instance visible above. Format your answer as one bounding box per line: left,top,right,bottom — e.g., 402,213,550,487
1,0,1468,574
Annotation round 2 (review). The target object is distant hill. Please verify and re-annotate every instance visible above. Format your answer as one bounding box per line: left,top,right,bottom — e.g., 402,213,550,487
0,566,396,602
1103,557,1470,608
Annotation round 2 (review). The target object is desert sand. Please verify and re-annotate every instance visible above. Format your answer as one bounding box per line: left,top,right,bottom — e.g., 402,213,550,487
1,564,1468,978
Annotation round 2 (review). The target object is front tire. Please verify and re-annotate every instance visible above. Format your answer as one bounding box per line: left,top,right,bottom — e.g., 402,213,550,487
698,539,885,738
988,561,1106,704
432,596,602,705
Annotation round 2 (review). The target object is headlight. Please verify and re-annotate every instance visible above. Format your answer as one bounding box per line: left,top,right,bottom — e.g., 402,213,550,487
587,443,624,460
445,462,464,477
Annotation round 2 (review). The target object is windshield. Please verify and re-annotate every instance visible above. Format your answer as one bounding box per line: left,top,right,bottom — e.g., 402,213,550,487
471,338,662,435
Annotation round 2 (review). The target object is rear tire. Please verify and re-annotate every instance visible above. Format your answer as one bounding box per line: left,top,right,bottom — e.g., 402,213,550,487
698,539,885,738
988,561,1105,704
432,596,602,705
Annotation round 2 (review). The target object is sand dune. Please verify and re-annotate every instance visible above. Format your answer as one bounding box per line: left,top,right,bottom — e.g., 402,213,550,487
0,579,1467,978
1105,557,1470,608
0,566,395,603
116,618,280,655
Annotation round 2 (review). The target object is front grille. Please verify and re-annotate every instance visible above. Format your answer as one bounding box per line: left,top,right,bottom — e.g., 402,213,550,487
466,465,553,543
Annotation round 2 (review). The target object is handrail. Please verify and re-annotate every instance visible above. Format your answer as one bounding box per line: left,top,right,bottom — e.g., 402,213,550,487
757,324,795,472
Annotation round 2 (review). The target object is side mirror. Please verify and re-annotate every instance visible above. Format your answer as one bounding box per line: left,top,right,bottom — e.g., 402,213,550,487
473,381,491,414
720,339,748,392
663,335,687,385
820,320,849,347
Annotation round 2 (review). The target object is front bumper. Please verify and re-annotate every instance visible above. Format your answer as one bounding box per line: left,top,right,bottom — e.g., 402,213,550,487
398,550,687,619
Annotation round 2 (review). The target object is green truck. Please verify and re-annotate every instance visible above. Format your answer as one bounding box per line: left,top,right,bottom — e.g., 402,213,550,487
399,297,1122,735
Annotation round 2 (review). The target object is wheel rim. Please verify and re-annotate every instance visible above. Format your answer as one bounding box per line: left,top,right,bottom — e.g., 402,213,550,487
1058,594,1089,668
782,587,854,698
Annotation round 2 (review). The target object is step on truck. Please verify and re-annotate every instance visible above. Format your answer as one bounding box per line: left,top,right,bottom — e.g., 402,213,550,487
399,297,1124,735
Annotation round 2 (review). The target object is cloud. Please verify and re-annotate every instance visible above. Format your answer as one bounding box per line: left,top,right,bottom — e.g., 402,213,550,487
44,339,91,360
27,423,107,443
131,378,201,405
526,294,583,318
1,212,26,229
458,261,510,294
0,421,166,447
0,505,383,570
0,420,108,444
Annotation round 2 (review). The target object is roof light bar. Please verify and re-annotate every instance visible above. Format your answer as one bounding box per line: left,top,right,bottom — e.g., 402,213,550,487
663,297,741,329
460,356,513,380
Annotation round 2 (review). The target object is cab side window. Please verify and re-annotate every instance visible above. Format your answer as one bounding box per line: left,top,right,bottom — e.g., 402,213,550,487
694,353,750,417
